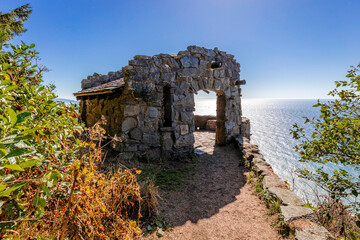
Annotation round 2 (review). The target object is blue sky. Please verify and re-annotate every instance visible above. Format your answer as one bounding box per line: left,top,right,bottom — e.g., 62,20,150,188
2,0,360,99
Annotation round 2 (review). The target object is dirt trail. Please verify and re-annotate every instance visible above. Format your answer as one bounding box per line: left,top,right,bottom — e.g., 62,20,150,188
146,131,284,240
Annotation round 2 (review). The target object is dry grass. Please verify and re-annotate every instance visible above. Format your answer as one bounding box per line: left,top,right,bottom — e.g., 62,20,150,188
314,199,360,239
1,122,145,239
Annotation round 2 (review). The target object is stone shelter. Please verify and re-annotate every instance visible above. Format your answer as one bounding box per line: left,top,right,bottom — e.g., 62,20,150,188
74,46,246,161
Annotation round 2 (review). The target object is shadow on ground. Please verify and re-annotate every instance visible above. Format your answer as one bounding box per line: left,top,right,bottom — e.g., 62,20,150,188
158,131,247,226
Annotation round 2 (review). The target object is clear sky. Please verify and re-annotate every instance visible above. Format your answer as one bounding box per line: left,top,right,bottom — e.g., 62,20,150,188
2,0,360,100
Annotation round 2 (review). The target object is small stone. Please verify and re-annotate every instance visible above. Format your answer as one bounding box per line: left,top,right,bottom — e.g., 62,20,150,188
143,134,161,147
124,105,140,117
129,128,142,140
268,187,305,206
146,107,159,118
180,57,199,68
180,125,189,135
122,118,137,132
174,134,194,148
147,148,161,160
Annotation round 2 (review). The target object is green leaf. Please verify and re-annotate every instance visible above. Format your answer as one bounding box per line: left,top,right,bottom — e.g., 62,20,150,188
0,184,6,191
0,182,28,197
45,171,59,188
4,85,17,93
5,148,31,158
31,197,46,208
7,108,17,126
3,164,24,171
16,112,31,124
19,159,38,169
352,190,358,197
41,184,51,197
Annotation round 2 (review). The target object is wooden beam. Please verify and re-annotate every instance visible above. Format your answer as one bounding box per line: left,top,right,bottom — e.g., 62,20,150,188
73,90,114,97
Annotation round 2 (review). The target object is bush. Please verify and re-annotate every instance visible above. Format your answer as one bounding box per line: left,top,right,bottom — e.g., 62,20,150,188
0,43,143,239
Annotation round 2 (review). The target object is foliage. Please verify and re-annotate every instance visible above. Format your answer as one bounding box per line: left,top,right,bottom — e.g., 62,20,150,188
313,198,360,239
0,42,143,238
0,4,32,44
291,64,360,212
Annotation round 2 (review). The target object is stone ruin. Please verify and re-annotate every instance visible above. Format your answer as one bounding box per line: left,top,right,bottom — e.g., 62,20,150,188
74,46,247,161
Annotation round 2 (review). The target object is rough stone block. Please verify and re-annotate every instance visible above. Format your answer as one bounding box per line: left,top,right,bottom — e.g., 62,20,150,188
122,118,137,132
129,128,142,140
280,206,317,223
295,225,333,240
143,133,161,147
268,187,305,206
263,176,286,189
124,105,140,117
174,134,194,148
147,148,161,160
180,125,189,135
146,107,159,118
180,57,199,68
253,163,270,176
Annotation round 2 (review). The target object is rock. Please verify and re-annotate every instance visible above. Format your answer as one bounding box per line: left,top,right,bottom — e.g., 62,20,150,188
129,128,142,140
143,134,161,147
124,105,140,117
161,132,173,151
122,118,137,132
174,134,194,148
206,119,216,131
280,205,317,223
263,176,287,189
268,187,305,206
124,144,138,152
180,57,199,68
146,107,159,118
295,225,333,240
147,148,161,160
180,125,189,135
253,163,271,176
194,115,216,130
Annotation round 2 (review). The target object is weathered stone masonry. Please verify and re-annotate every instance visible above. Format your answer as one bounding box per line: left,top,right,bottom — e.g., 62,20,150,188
74,46,246,161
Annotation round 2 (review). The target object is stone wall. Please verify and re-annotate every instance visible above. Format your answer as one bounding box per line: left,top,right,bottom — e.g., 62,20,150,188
118,46,242,161
78,46,244,162
79,91,124,136
237,121,333,240
194,115,216,130
81,70,123,89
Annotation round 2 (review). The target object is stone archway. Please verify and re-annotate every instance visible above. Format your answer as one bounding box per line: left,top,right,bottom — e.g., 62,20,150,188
76,45,244,161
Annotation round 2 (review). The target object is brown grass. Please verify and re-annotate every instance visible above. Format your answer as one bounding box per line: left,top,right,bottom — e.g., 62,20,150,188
315,199,360,239
2,122,144,239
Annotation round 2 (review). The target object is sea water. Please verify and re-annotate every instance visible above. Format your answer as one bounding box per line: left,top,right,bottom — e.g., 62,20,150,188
194,98,359,205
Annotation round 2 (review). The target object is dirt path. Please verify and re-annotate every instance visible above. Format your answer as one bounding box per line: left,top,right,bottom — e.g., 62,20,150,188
146,131,284,240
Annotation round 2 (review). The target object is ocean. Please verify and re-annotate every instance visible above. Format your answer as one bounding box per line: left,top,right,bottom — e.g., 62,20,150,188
194,98,359,205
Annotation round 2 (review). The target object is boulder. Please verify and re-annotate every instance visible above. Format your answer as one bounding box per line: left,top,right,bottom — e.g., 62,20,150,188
268,187,305,206
280,205,317,223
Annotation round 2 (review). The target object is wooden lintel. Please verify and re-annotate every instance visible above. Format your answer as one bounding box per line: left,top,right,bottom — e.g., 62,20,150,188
73,90,114,97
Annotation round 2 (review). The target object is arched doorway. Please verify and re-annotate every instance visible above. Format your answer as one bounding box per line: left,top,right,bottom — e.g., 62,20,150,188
194,90,226,146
